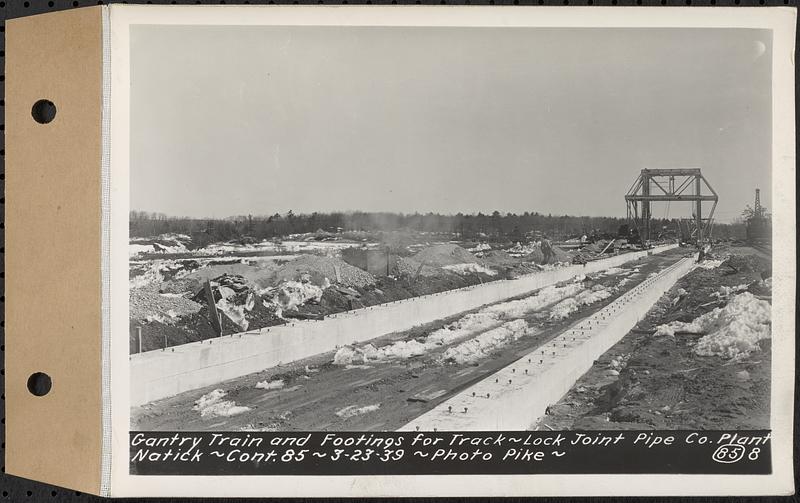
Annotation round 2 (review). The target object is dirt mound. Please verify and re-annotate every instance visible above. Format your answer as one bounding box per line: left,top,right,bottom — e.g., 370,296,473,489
521,244,571,265
274,255,375,288
551,245,573,262
129,303,258,353
582,241,605,253
481,250,516,266
523,247,545,263
721,254,769,275
130,285,202,323
413,244,478,266
395,257,448,278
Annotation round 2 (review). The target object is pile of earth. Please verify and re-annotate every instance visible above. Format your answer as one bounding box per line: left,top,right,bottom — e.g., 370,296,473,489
129,285,203,323
317,273,484,313
394,257,451,278
129,305,244,353
273,255,375,288
719,254,771,277
522,246,545,263
581,240,608,254
412,244,478,266
130,278,265,353
524,243,572,265
480,249,517,266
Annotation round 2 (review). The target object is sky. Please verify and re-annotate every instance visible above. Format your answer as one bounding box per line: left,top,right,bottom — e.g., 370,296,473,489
130,25,772,222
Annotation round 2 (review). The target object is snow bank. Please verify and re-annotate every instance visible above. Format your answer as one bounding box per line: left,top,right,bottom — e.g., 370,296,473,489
482,284,585,319
333,282,586,365
144,312,177,325
655,292,771,359
130,262,165,289
129,244,155,257
192,389,251,418
442,263,498,276
216,289,255,331
335,404,381,418
601,267,630,276
711,284,748,300
129,240,189,257
426,312,501,346
548,285,613,320
334,344,379,365
272,280,327,310
469,243,492,252
695,259,724,270
255,379,285,390
441,319,530,364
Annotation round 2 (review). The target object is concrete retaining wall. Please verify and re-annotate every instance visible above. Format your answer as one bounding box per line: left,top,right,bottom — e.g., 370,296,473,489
130,244,679,406
399,256,695,431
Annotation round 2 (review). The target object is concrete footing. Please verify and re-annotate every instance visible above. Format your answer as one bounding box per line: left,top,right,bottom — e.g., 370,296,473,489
398,256,695,432
130,244,679,406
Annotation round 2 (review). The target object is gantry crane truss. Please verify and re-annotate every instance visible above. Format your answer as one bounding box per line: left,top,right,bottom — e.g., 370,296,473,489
625,168,718,246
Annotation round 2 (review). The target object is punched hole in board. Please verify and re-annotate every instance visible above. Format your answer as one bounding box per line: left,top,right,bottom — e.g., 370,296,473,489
31,99,57,124
27,372,52,396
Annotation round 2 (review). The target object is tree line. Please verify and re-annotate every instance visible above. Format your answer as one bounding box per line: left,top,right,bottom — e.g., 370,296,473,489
130,210,746,247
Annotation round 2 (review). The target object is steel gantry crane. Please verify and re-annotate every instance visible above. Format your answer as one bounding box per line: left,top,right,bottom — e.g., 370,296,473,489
625,168,718,247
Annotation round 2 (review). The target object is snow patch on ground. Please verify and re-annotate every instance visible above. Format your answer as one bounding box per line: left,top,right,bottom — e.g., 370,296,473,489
442,263,498,276
482,284,584,319
711,284,748,300
654,292,771,359
273,280,327,310
332,282,585,365
335,404,381,418
255,379,285,390
216,291,254,331
469,243,492,252
129,240,189,257
426,312,502,345
130,261,173,289
548,285,613,320
695,259,725,270
441,319,531,364
193,389,251,418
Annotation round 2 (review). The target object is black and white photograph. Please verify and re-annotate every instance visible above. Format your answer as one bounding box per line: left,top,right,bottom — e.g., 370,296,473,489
128,23,775,434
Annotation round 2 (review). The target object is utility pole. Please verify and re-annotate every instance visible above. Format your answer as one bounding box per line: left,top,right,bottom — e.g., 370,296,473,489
203,279,223,336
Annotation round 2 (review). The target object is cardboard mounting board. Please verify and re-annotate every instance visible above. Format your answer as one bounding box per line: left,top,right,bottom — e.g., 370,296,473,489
5,6,104,495
2,4,796,498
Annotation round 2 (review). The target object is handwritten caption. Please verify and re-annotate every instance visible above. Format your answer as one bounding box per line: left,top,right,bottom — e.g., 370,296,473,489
130,431,771,475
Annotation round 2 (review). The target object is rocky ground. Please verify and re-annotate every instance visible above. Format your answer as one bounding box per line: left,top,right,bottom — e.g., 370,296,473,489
129,241,580,353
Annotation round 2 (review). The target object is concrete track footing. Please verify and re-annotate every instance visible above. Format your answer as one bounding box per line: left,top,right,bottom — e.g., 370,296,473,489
399,256,696,431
